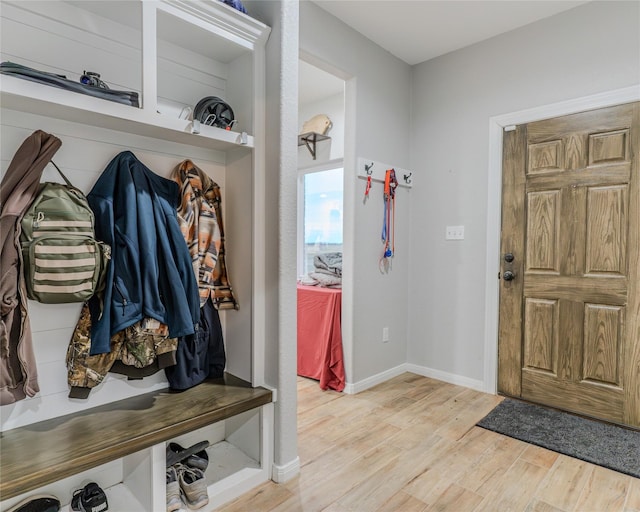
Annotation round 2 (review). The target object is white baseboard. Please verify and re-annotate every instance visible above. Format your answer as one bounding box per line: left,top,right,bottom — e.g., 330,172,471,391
405,364,485,392
271,456,300,483
342,363,487,396
343,364,410,394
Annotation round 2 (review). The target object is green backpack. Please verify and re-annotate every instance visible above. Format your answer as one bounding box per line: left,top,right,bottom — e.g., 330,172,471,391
20,163,110,304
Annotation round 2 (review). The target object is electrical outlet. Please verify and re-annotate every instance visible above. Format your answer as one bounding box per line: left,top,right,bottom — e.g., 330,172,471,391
382,327,389,343
445,225,465,240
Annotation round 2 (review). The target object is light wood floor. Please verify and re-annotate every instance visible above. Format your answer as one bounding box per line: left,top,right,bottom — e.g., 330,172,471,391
218,373,640,512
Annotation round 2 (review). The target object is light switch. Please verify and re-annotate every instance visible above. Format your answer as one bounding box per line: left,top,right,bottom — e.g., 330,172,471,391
446,225,465,240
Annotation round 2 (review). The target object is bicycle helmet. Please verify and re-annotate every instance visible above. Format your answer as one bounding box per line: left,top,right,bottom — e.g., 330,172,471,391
194,96,235,130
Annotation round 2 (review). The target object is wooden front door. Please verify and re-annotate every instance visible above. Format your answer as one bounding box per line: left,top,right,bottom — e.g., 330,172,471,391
498,102,640,428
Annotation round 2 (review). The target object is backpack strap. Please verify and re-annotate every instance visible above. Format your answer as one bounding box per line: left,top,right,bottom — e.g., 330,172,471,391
49,160,74,187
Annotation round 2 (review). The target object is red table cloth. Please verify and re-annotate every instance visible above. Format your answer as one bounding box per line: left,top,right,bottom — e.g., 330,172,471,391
297,284,345,391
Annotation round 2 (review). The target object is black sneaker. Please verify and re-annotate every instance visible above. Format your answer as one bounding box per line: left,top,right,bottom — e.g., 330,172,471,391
71,482,108,512
6,495,60,512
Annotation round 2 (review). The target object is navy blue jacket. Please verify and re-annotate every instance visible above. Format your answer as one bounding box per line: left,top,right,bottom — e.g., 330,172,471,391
87,151,200,355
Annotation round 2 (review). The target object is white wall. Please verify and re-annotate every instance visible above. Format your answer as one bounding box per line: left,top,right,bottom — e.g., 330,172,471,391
408,1,640,385
244,0,300,481
299,2,413,384
298,92,345,165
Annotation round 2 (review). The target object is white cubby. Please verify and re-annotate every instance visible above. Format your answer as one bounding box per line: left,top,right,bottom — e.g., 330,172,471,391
0,450,156,512
0,402,273,511
0,0,272,509
165,405,273,511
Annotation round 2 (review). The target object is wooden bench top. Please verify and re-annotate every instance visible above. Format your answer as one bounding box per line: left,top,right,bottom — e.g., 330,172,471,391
0,375,272,500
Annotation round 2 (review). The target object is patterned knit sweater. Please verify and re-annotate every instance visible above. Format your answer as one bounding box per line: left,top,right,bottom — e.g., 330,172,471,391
172,160,238,310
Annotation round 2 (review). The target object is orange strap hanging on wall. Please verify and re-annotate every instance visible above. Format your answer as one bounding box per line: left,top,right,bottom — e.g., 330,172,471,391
380,169,398,267
364,174,372,199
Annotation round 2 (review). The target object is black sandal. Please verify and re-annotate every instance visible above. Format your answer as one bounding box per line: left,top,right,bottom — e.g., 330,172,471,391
165,440,210,469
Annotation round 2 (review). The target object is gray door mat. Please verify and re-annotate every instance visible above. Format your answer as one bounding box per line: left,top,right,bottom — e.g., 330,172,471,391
477,398,640,478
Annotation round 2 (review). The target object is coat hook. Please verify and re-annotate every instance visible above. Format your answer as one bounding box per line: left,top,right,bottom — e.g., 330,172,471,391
365,162,374,175
403,172,412,184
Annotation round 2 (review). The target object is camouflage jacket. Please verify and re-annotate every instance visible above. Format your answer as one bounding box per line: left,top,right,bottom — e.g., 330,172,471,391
66,303,177,398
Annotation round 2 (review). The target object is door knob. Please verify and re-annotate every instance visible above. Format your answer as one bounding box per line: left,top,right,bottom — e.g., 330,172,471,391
504,253,514,263
503,270,515,281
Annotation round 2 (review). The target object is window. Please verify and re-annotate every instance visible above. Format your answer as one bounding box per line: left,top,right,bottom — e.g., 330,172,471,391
298,166,343,277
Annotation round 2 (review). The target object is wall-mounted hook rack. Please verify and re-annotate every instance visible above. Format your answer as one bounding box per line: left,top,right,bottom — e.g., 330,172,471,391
298,131,331,160
357,157,413,189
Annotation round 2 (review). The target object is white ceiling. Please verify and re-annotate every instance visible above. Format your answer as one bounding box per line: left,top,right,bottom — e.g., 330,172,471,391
300,0,591,107
312,1,590,66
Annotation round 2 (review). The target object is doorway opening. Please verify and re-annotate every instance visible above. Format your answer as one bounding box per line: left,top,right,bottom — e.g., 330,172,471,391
296,59,347,393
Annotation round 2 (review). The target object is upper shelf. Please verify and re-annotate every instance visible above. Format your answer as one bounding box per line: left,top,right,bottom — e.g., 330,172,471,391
158,0,270,55
0,75,255,151
298,131,331,160
63,0,271,54
0,0,271,151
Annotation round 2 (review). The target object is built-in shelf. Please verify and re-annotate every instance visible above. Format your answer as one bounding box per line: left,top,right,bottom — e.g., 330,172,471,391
0,75,254,151
298,131,331,160
0,375,272,501
1,0,273,508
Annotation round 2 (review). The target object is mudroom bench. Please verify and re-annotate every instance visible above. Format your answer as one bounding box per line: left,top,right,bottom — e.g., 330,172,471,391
0,376,273,511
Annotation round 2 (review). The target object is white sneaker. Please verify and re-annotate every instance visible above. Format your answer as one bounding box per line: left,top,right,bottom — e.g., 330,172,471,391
178,466,209,510
166,466,182,512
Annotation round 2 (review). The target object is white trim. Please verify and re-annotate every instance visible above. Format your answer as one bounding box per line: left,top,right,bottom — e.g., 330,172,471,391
298,157,344,174
343,364,408,394
271,456,300,483
406,364,485,392
161,0,270,49
341,76,357,389
261,384,278,403
483,85,640,395
251,33,267,388
141,2,157,114
343,363,485,395
483,118,504,394
296,172,305,277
